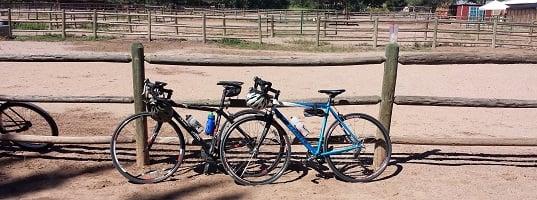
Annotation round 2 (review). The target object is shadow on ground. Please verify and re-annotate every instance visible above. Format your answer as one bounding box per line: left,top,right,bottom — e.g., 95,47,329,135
122,180,245,200
0,163,113,199
391,149,537,167
1,144,536,193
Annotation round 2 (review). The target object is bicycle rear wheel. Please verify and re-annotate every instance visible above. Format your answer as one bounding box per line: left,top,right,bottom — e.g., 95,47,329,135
110,112,185,184
219,115,291,185
0,102,58,151
324,113,391,182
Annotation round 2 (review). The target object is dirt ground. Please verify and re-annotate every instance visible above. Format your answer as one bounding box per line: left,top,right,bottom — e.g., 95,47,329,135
1,41,537,200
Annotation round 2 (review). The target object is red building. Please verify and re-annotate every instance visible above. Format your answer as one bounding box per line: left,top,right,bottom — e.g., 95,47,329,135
450,0,492,20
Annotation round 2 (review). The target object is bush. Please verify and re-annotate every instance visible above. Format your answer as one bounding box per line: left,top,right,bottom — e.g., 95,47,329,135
14,23,48,30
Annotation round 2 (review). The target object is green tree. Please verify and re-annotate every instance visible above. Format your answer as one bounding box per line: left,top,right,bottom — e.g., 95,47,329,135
385,0,406,10
405,0,423,6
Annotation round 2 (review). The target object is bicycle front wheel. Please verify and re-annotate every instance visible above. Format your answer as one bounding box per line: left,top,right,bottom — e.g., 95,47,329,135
219,115,291,185
110,112,185,184
324,113,391,182
0,102,58,151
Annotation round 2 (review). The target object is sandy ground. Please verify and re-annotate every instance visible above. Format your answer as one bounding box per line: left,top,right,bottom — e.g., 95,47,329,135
1,41,537,199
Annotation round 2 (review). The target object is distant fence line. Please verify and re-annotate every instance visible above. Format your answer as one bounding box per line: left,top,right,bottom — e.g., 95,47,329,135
1,9,535,48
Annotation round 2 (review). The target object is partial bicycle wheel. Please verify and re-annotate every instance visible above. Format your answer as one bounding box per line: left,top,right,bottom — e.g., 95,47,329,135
110,112,185,184
219,115,291,185
217,109,265,143
0,102,58,151
323,113,391,182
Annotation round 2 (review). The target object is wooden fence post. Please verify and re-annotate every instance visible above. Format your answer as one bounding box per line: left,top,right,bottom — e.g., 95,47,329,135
373,17,379,48
147,11,152,41
300,10,304,35
61,9,66,39
270,15,275,37
374,43,399,169
528,21,534,43
72,11,77,28
7,8,12,38
492,18,497,48
48,12,53,30
335,11,338,35
131,42,148,167
222,14,227,36
202,12,207,43
316,16,321,46
258,15,262,44
92,10,97,38
127,10,132,33
432,18,438,48
424,20,429,41
323,13,327,37
174,13,179,35
476,22,481,41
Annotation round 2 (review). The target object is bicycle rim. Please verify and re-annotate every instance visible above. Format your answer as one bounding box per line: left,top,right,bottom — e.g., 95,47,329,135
0,102,58,151
220,115,290,185
111,112,185,184
324,113,391,182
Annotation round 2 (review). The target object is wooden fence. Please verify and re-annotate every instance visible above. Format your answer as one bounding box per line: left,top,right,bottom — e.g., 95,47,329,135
1,42,537,164
7,9,534,48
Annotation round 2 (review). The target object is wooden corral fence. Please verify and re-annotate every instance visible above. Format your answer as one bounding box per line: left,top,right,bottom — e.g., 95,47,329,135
13,8,536,48
2,43,537,164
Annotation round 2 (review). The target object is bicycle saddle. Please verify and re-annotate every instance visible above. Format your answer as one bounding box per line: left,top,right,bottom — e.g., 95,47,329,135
318,89,346,98
217,81,243,88
218,81,244,97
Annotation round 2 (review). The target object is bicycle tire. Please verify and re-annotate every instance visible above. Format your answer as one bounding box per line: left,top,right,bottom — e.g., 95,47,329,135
216,109,265,145
110,112,185,184
0,102,59,151
219,115,291,185
323,113,391,182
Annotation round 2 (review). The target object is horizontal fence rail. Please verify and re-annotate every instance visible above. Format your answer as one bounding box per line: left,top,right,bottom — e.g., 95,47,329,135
0,53,131,63
0,95,381,106
0,95,133,104
2,52,537,66
395,96,537,108
2,134,536,146
146,55,386,66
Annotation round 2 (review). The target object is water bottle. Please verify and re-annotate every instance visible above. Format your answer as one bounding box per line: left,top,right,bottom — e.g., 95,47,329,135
290,116,311,136
204,112,216,135
186,115,203,134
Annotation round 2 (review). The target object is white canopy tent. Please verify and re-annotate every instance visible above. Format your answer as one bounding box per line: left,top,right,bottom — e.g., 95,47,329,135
479,1,509,11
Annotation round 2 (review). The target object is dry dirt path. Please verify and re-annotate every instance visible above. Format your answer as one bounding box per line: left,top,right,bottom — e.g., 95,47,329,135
1,41,537,199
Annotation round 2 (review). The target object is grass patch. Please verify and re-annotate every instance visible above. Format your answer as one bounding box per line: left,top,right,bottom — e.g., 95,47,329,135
214,38,266,49
214,37,375,53
14,34,115,42
14,34,64,41
14,22,48,30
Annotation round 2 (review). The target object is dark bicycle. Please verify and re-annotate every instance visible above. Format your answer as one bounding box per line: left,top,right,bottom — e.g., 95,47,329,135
110,79,283,184
0,101,59,151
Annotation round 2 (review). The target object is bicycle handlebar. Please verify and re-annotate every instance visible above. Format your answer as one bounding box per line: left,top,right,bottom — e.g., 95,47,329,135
143,79,173,100
253,76,280,99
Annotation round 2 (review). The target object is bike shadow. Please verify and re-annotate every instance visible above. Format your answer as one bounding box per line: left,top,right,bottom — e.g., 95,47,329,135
3,144,536,185
391,149,537,168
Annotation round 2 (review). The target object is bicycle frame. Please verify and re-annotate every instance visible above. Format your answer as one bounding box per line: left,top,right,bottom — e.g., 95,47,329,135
145,101,254,161
269,98,363,157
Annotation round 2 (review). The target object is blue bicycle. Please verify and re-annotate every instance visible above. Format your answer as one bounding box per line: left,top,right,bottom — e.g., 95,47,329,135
219,77,392,185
